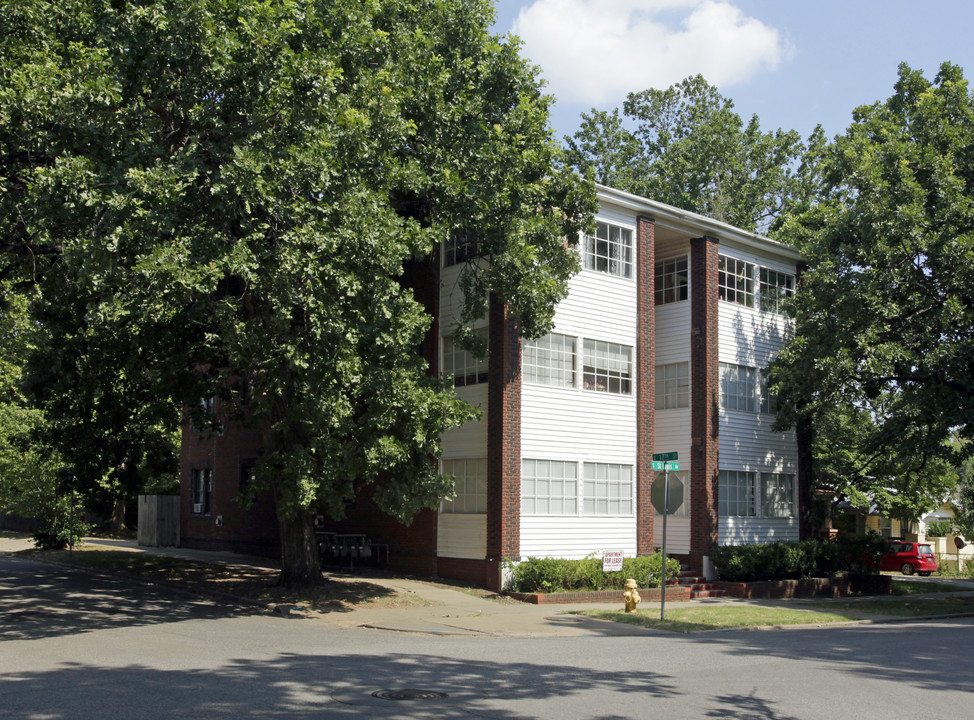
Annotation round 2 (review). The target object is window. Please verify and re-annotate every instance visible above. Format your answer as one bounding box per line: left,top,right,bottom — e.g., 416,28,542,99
656,362,689,409
522,459,578,515
441,458,487,513
719,362,757,412
655,255,688,305
719,470,756,517
582,339,632,394
761,473,795,518
582,221,633,279
523,333,576,389
442,330,488,387
191,396,218,433
759,371,780,415
443,233,478,267
759,268,794,315
191,468,213,515
583,463,634,516
239,459,257,495
718,256,755,307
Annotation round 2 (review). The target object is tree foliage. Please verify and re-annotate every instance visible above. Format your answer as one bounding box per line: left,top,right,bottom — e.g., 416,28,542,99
770,62,974,519
0,0,595,585
564,75,823,235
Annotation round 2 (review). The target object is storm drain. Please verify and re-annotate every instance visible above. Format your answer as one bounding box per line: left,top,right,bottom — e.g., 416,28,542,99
371,689,449,701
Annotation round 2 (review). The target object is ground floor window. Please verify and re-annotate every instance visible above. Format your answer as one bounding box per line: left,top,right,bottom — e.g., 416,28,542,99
522,459,634,517
582,462,633,516
191,468,213,515
719,469,795,518
440,458,488,514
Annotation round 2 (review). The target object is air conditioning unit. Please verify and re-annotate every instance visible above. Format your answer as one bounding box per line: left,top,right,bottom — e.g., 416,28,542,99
193,503,203,514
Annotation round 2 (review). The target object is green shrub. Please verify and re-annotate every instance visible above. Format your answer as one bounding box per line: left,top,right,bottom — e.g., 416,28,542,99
504,553,681,593
710,535,887,583
925,520,954,537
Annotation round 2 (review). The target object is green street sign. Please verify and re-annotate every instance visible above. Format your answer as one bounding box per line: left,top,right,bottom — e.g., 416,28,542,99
651,461,680,471
652,452,678,462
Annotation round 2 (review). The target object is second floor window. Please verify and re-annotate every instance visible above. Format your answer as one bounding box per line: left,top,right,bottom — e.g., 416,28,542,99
523,332,576,389
442,329,488,386
655,255,689,304
583,221,633,279
719,255,755,307
656,362,689,409
582,339,632,395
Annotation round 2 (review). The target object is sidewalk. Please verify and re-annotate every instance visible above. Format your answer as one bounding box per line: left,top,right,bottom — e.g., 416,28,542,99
0,534,688,638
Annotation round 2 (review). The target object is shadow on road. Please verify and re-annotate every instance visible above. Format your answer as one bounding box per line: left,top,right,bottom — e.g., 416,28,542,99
0,556,248,641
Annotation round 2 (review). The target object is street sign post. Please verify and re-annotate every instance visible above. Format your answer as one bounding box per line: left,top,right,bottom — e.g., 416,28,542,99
650,452,678,621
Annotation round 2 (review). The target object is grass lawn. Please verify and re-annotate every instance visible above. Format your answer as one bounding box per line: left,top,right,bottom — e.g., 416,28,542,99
891,578,968,594
577,605,861,633
806,596,974,618
18,547,434,613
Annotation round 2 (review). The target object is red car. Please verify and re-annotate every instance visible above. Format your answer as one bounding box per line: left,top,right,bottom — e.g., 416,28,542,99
880,541,938,576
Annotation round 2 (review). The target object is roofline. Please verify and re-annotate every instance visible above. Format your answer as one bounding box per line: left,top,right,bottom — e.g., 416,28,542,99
595,184,806,263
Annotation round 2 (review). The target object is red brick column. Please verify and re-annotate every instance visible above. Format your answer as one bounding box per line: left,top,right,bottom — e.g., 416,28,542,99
689,235,719,570
636,216,657,555
486,294,521,590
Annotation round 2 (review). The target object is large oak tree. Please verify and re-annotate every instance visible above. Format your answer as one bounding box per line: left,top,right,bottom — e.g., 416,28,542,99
0,0,595,585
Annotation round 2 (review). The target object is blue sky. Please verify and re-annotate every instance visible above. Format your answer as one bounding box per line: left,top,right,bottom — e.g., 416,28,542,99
492,0,974,144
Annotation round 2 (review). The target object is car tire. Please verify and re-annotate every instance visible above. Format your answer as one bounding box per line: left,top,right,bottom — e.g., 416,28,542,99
918,571,931,576
900,562,915,576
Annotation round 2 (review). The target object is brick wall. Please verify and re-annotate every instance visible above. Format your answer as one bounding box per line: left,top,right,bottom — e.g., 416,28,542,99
688,235,719,571
636,216,657,554
486,294,521,591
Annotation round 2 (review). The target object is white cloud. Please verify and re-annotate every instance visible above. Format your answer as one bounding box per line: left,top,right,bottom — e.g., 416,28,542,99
510,0,789,106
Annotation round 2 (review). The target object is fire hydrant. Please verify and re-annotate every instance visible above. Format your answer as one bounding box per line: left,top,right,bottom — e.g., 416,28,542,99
623,578,641,613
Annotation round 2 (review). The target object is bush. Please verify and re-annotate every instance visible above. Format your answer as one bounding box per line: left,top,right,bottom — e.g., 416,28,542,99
31,512,89,550
504,553,681,593
710,534,887,583
925,520,954,537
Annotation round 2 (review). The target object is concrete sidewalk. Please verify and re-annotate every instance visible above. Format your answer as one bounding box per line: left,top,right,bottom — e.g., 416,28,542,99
0,534,687,637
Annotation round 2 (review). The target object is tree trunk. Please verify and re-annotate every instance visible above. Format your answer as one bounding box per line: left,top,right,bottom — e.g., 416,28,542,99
277,507,325,588
110,496,126,533
797,414,815,540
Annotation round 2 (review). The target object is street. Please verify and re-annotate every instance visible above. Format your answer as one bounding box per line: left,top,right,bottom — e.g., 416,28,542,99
1,555,971,719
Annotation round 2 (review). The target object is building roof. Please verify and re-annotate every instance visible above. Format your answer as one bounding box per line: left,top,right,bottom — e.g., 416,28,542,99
596,184,806,264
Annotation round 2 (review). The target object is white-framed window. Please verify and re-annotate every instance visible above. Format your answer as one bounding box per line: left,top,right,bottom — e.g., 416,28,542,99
718,255,755,307
761,473,796,518
719,362,757,412
521,459,578,515
655,255,688,305
653,470,689,516
655,362,689,409
442,329,488,387
191,468,213,515
582,339,632,395
523,333,576,389
443,233,478,267
582,221,633,279
759,371,780,415
718,470,756,517
440,458,487,514
582,462,634,516
759,268,794,315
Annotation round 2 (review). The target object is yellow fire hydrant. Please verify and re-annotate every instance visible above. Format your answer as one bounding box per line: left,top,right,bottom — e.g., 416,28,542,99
623,578,641,613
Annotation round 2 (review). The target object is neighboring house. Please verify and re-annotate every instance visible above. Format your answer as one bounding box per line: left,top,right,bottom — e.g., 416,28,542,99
180,184,805,590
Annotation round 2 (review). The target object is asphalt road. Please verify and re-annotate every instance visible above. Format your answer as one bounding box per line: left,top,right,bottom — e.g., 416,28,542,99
2,555,972,719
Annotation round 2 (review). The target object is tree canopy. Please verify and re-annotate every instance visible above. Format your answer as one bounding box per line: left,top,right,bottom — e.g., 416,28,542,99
0,0,595,584
564,75,824,235
770,62,974,520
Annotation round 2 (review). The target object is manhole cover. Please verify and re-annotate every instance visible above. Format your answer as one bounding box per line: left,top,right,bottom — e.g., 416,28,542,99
371,689,449,701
